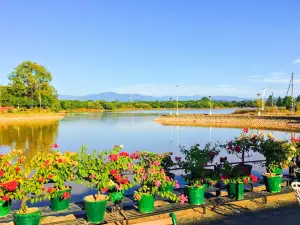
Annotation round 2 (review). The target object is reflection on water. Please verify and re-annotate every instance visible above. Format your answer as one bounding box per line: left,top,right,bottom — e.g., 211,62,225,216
0,121,59,162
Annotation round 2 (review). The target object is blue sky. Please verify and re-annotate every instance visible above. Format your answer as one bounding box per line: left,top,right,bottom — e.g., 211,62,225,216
1,0,300,97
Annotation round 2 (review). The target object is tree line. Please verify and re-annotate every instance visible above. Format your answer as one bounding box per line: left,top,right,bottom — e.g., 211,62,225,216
1,61,299,111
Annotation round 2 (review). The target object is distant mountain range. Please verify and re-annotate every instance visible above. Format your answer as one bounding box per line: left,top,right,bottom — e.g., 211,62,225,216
59,92,250,102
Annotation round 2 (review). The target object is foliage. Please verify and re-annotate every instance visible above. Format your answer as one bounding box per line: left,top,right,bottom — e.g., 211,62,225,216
221,129,264,163
257,134,297,173
219,159,258,184
179,143,220,187
161,152,176,176
133,152,180,202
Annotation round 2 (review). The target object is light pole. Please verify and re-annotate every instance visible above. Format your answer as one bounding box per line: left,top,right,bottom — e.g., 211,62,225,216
176,85,179,116
208,96,212,115
170,97,173,115
261,88,266,111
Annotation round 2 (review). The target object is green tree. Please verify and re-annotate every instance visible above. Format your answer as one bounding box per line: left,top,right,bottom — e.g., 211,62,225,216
266,95,273,107
282,96,293,110
8,61,58,108
296,95,300,103
276,97,283,107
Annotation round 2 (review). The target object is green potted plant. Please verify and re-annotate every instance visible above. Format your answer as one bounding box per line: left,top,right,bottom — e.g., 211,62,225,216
133,152,182,213
77,146,112,224
46,150,79,211
220,159,258,200
258,135,297,193
160,152,180,193
222,129,264,175
180,143,220,205
12,150,52,225
106,146,135,204
0,151,24,217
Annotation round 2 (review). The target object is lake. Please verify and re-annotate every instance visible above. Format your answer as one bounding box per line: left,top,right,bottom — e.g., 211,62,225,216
0,109,297,207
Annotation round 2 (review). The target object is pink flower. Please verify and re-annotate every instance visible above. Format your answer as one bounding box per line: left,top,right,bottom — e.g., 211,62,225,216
166,176,170,181
89,174,95,179
116,185,122,191
127,163,133,170
135,194,141,200
180,194,188,204
175,180,180,189
155,180,161,187
153,161,160,166
221,176,228,181
109,154,119,161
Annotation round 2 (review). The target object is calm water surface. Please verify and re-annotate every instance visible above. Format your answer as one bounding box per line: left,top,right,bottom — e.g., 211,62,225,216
0,109,297,207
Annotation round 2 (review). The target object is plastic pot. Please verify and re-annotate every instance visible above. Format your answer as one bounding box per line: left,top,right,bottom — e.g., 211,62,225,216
14,208,42,225
137,194,155,213
227,183,244,200
263,174,282,193
84,195,108,224
186,185,205,205
267,167,282,175
50,188,72,211
0,200,11,217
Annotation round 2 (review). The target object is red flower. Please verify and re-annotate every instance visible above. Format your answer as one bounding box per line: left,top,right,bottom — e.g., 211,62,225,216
53,143,58,148
243,128,249,133
221,176,228,181
89,174,95,179
101,187,108,193
234,146,241,153
110,170,118,175
130,152,139,159
119,152,129,157
48,174,53,179
220,157,227,163
62,192,70,200
250,175,258,183
123,178,129,185
57,158,63,163
209,151,216,160
244,178,249,184
109,154,119,162
44,160,50,166
2,196,9,202
3,181,18,192
47,187,53,193
0,170,4,177
15,167,21,173
17,158,23,163
38,177,45,183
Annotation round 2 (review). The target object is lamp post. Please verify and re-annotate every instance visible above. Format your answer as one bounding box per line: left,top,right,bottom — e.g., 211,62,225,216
261,88,266,111
170,97,173,115
176,85,179,116
208,96,212,115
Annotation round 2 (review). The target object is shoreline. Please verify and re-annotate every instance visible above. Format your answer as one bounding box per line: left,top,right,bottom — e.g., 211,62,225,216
154,114,300,132
0,112,66,122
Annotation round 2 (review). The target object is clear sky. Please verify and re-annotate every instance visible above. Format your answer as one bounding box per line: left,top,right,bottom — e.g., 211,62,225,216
1,0,300,97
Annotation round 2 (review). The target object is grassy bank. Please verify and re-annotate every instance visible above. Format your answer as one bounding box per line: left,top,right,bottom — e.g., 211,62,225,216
0,112,66,122
154,114,300,132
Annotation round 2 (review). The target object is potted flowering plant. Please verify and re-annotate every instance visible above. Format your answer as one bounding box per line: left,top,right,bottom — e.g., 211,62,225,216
106,146,135,204
160,152,179,193
77,146,113,224
133,152,182,213
12,150,52,225
45,149,79,211
258,134,297,193
180,143,220,205
220,159,258,200
221,128,263,175
0,151,24,217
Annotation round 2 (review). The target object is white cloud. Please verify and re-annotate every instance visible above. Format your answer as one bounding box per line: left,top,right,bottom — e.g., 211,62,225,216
292,59,300,64
249,72,300,84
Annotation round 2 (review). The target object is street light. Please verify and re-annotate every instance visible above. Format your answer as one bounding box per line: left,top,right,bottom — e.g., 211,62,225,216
170,97,173,115
176,85,179,116
208,96,212,115
261,88,266,111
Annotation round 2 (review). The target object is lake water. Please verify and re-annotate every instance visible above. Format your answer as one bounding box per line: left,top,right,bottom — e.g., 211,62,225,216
0,109,297,207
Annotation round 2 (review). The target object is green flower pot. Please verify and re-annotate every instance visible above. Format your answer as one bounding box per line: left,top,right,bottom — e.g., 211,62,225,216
227,183,244,200
161,183,174,193
268,167,282,174
186,186,205,205
14,208,42,225
137,194,155,213
50,188,72,211
108,190,124,204
84,195,108,224
263,174,282,193
0,200,11,217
